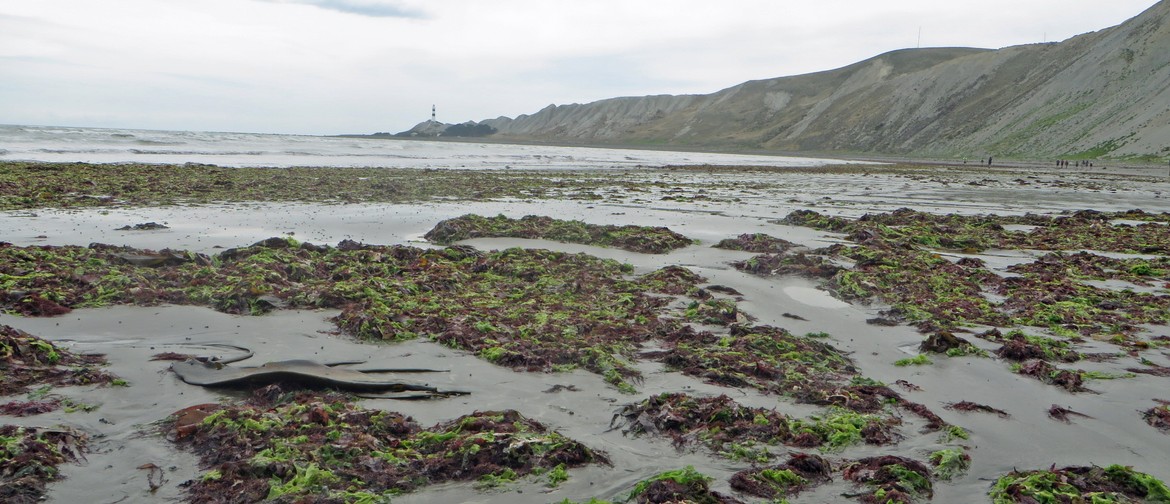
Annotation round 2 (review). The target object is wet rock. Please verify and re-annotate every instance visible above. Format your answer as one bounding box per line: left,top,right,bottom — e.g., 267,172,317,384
115,221,169,231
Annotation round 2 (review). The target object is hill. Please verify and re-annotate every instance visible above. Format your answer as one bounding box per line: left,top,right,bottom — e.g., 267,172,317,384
408,2,1170,159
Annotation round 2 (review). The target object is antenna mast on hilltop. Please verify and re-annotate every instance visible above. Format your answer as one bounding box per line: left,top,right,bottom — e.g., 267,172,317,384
431,105,436,122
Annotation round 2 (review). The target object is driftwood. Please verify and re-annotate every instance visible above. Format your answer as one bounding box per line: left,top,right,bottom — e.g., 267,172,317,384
171,359,467,398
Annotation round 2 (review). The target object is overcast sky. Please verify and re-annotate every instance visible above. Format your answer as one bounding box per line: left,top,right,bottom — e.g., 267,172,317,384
0,1,1158,135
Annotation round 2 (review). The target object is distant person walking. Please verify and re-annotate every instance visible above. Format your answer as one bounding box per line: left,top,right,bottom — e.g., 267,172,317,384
987,157,993,166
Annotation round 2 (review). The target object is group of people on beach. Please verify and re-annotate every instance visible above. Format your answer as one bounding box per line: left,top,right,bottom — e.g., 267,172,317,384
1057,159,1092,168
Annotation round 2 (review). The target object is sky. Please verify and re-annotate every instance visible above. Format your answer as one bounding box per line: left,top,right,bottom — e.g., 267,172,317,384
0,0,1159,135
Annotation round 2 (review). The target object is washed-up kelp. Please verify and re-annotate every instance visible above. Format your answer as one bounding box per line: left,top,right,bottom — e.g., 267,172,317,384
0,239,711,392
170,359,460,398
978,329,1084,363
989,464,1170,503
1007,251,1170,288
1048,404,1094,423
843,455,934,504
648,324,856,396
712,233,799,254
0,425,87,504
784,208,1170,254
625,466,743,504
944,401,1011,418
556,466,745,504
750,209,1170,342
730,250,842,278
1143,400,1170,433
0,325,120,397
0,161,638,209
729,453,833,499
612,393,900,459
424,214,694,254
919,331,986,357
170,388,606,503
644,324,946,429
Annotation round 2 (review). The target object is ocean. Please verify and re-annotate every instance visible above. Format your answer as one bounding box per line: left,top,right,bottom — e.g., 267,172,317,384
0,124,851,170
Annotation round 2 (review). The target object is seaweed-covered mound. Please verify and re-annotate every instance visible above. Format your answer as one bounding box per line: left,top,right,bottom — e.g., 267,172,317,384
729,453,832,499
0,426,87,504
0,161,626,209
843,455,934,504
613,393,899,458
172,388,607,502
627,466,743,504
760,209,1170,343
989,464,1170,503
0,239,708,392
713,233,798,254
651,324,856,396
0,325,120,396
424,214,694,254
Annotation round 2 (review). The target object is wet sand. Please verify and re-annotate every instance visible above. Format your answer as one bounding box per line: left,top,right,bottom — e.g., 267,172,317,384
2,162,1169,502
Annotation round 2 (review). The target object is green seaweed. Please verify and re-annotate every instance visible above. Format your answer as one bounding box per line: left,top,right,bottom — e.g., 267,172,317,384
990,464,1170,503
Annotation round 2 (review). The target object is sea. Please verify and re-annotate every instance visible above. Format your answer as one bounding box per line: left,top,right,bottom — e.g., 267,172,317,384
0,124,852,170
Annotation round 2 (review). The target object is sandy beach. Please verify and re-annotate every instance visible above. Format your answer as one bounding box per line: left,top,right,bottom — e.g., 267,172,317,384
2,160,1170,503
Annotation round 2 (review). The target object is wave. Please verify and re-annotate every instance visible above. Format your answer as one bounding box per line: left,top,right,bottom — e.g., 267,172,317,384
128,149,267,156
134,139,185,146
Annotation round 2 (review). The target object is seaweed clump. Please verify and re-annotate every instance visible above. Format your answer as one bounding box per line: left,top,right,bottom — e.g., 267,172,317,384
989,464,1170,503
767,209,1170,342
843,455,934,503
171,387,607,502
424,214,694,254
729,453,832,499
0,239,691,393
0,325,120,397
626,466,743,504
651,324,856,396
612,393,898,459
713,233,798,254
0,425,87,504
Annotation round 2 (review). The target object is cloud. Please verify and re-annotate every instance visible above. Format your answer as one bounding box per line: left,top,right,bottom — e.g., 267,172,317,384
268,0,423,18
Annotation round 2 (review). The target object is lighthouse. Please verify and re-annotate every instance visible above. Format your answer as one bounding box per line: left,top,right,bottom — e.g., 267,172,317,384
431,105,436,122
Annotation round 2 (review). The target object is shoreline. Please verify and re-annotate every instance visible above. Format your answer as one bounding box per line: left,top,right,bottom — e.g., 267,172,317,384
2,159,1169,503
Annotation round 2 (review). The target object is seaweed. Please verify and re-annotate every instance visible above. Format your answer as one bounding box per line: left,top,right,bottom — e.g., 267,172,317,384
770,209,1170,343
0,240,688,393
713,233,798,254
612,393,899,458
0,425,87,504
1014,360,1088,392
929,448,971,481
728,453,832,499
1048,404,1094,423
944,401,1011,418
0,325,120,396
1142,399,1170,433
989,464,1170,503
0,161,640,209
170,387,607,502
842,455,934,503
424,214,693,254
627,466,743,504
650,324,856,397
981,329,1083,363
